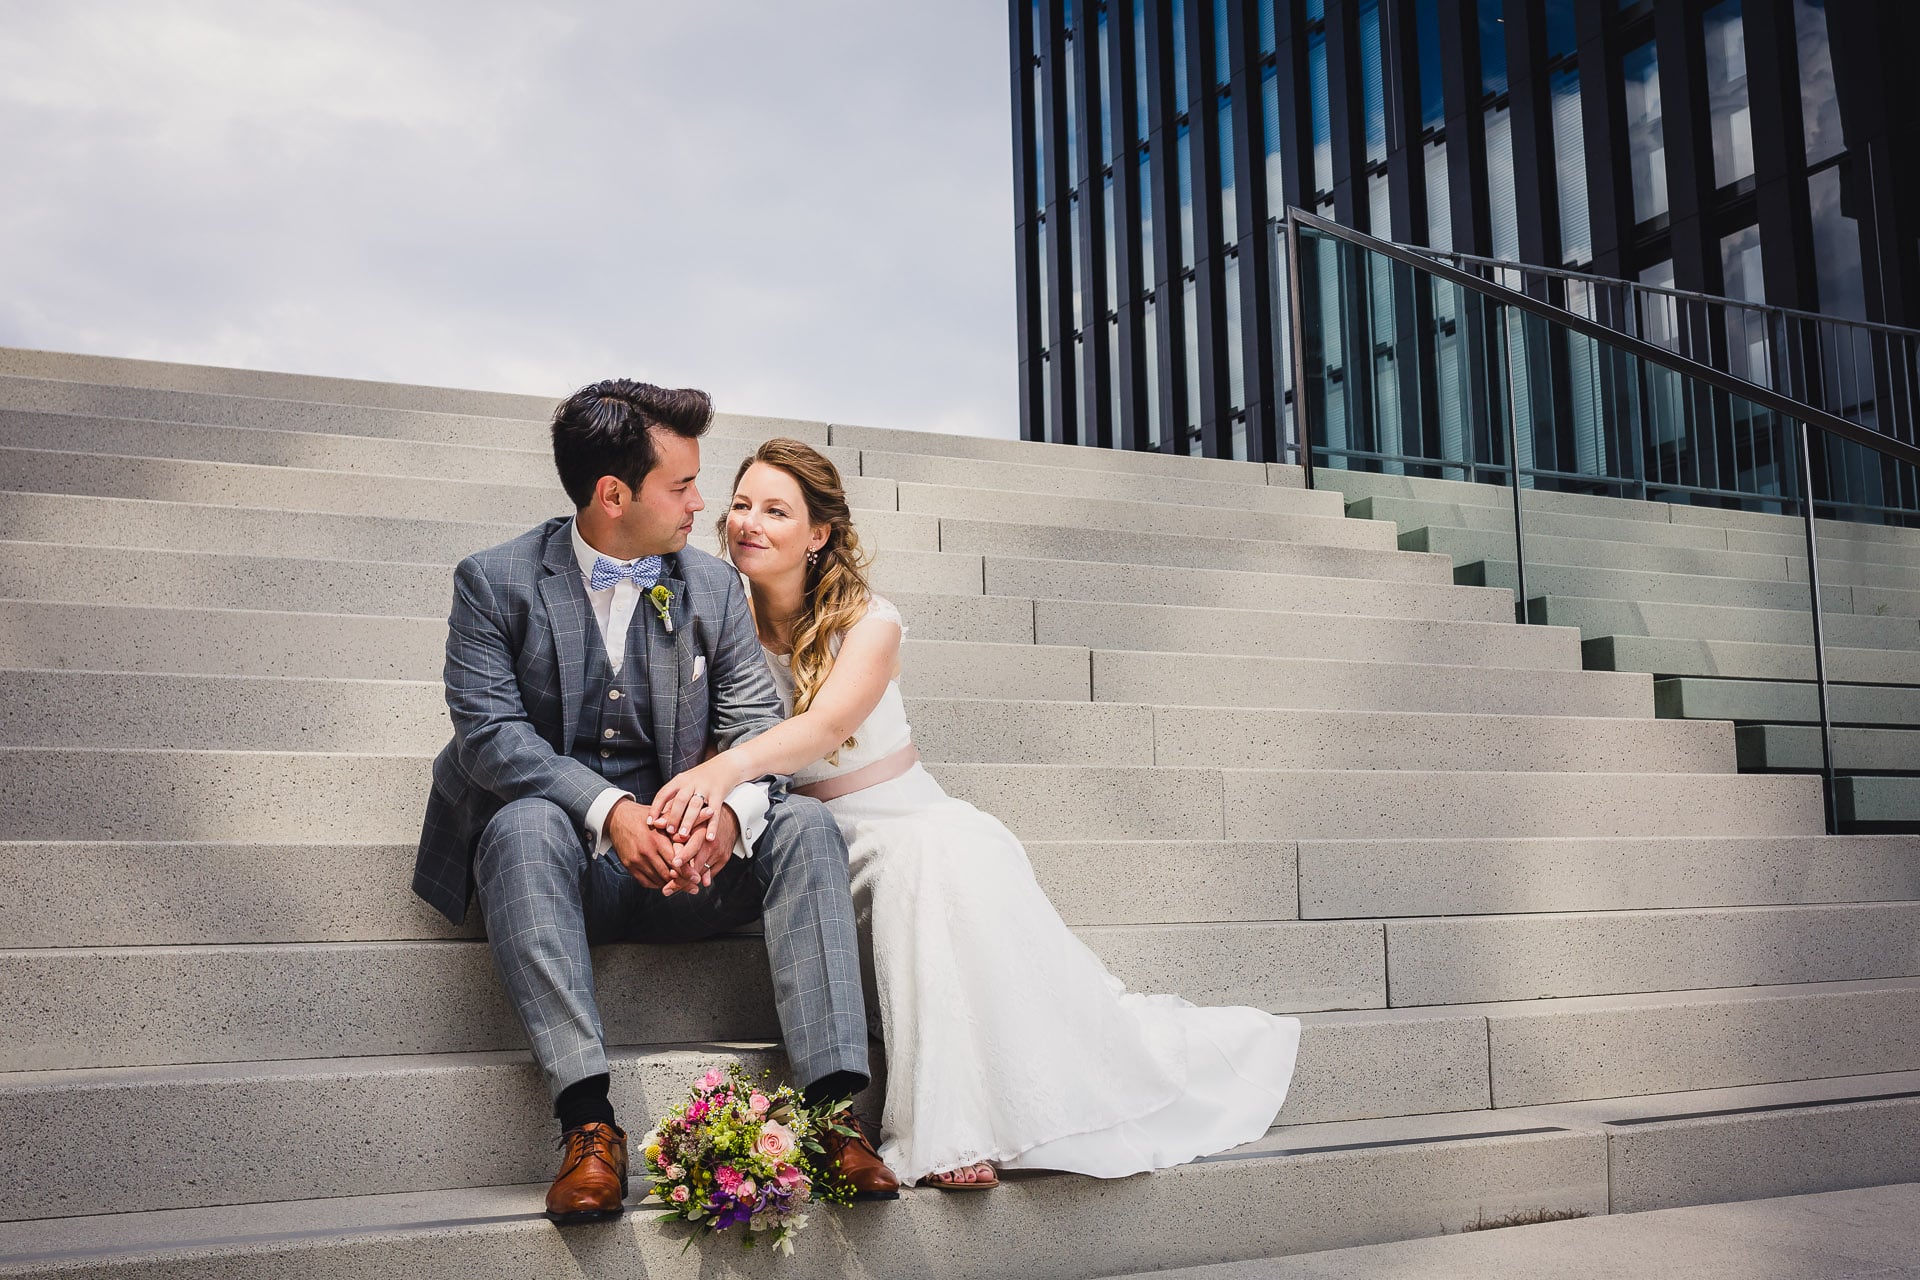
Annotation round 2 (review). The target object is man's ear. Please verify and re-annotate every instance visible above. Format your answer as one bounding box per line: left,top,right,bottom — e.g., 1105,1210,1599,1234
595,474,630,515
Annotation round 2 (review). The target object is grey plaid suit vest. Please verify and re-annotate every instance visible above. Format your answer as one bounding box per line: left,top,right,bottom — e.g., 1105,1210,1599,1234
569,618,663,800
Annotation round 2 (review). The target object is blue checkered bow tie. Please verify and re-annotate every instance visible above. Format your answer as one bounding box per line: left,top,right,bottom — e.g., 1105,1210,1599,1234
588,555,663,591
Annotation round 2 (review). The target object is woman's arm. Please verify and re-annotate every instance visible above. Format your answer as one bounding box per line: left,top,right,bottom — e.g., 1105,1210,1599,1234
648,613,902,834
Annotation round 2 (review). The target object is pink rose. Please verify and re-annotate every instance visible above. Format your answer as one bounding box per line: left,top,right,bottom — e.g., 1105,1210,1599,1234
755,1121,796,1161
749,1092,770,1115
774,1164,805,1189
670,1185,690,1204
698,1069,724,1092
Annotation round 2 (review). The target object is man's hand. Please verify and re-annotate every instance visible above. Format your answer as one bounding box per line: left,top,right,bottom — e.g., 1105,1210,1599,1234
606,797,676,889
664,803,740,897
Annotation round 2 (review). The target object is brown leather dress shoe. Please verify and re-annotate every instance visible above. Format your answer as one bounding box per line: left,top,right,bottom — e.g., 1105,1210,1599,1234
819,1114,901,1201
545,1121,628,1224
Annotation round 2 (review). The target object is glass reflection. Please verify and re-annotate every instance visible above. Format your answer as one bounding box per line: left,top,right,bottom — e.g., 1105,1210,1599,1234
1623,41,1666,224
1424,139,1452,251
1361,0,1386,167
1551,66,1589,265
1796,0,1844,165
1309,30,1331,197
1485,106,1519,261
1703,0,1754,188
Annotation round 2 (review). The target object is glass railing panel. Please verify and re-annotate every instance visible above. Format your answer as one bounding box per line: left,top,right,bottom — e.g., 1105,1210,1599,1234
1810,432,1920,831
1283,210,1920,832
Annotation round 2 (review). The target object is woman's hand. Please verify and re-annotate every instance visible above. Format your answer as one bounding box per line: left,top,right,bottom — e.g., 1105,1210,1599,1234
648,755,747,839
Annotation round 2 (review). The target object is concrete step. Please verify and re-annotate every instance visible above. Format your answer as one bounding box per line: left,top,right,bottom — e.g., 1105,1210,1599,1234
0,375,763,451
1354,494,1733,550
0,407,856,493
0,445,898,526
0,409,1331,519
1114,1183,1920,1280
1093,650,1653,717
1037,599,1582,669
17,1081,1912,1280
0,543,1029,637
1385,903,1920,1006
1586,633,1920,684
1483,982,1920,1107
0,838,1300,948
1737,724,1920,773
0,920,1387,1072
1298,835,1920,918
1323,467,1920,552
1655,676,1920,727
0,596,1639,715
0,672,1735,772
0,492,1502,622
984,554,1513,622
831,418,1284,483
3,1002,1916,1249
1533,595,1920,650
0,349,1280,483
0,752,1827,844
1465,557,1852,615
856,447,1338,514
939,516,1452,580
1409,521,1920,593
899,483,1397,549
0,347,562,416
0,1108,1617,1276
1356,492,1920,569
1840,776,1920,832
1413,524,1806,582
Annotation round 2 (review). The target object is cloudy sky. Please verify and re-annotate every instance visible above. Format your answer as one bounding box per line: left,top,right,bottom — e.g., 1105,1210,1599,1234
0,2,1019,437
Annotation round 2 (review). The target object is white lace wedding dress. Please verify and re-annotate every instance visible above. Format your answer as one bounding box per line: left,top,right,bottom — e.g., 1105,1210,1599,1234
762,597,1301,1184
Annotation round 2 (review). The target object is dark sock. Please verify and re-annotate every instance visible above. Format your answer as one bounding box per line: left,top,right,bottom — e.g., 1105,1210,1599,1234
555,1073,616,1133
802,1070,868,1111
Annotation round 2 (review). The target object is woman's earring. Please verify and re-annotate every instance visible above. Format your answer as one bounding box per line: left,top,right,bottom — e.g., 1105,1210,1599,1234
806,548,819,568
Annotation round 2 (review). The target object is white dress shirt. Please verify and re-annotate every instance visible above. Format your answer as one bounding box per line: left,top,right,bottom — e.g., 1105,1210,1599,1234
569,520,770,863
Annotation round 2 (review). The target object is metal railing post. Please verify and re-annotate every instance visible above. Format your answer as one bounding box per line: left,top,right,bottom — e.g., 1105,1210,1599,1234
1285,214,1315,489
1500,304,1530,624
1795,420,1840,834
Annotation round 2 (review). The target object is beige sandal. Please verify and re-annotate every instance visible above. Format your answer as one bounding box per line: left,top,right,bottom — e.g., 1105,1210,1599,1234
922,1161,1000,1191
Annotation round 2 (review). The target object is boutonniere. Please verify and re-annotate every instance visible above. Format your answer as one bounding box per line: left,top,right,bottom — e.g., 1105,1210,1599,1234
648,583,675,633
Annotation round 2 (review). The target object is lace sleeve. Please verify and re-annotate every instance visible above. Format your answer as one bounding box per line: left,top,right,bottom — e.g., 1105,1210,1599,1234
864,594,908,636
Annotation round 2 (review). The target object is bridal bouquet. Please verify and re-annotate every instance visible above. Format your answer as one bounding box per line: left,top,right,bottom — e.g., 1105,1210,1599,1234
641,1063,856,1256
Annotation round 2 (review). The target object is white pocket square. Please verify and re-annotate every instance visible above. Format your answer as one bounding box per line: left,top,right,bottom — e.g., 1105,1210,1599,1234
691,655,706,682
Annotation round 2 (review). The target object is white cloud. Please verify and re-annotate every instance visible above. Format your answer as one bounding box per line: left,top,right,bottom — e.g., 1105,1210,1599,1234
0,0,1018,437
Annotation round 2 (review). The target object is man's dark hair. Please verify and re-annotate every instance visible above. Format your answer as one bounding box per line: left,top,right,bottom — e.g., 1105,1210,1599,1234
551,379,713,509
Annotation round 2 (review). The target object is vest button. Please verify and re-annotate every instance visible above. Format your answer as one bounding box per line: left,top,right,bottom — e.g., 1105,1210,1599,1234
600,748,612,759
609,689,622,700
603,728,616,739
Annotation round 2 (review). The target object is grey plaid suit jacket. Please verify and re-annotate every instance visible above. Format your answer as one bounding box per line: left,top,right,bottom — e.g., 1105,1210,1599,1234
413,517,788,925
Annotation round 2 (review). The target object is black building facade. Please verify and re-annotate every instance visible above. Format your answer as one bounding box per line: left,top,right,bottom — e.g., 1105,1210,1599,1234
1009,0,1920,462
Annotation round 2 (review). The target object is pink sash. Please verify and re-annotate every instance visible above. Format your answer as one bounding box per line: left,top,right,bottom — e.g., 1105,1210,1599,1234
792,743,920,802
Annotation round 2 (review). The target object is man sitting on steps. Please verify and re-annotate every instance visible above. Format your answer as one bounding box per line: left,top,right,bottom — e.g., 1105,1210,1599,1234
412,379,900,1223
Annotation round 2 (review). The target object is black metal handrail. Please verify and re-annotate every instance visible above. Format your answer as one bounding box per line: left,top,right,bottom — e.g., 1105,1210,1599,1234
1423,245,1920,342
1284,207,1920,472
1281,207,1920,834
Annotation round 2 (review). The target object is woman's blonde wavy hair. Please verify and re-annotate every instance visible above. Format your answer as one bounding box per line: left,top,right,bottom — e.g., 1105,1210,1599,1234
721,438,875,759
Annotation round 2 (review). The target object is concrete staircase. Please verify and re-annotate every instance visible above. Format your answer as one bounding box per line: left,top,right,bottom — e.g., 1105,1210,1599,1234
2,349,1918,1278
1325,470,1920,833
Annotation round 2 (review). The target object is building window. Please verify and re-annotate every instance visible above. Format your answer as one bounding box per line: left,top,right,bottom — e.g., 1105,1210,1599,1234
1551,66,1589,265
1424,138,1452,251
1309,29,1331,198
1360,0,1386,168
1486,105,1518,260
1809,164,1865,321
1795,0,1843,166
1703,0,1754,189
1623,40,1667,225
